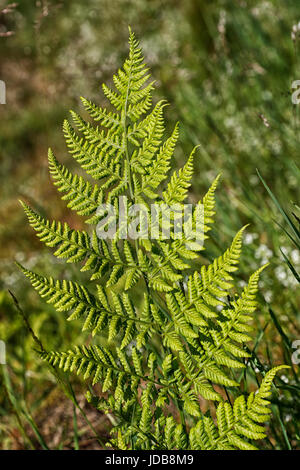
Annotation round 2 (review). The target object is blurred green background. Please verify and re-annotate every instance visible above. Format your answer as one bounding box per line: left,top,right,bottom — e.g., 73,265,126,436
0,0,299,449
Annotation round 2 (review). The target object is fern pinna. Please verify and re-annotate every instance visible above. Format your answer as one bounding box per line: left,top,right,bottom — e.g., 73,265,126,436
19,28,287,450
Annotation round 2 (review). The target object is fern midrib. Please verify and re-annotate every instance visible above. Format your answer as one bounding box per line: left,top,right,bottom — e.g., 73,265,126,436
123,57,134,201
34,215,137,270
70,348,163,388
25,270,158,329
122,48,143,266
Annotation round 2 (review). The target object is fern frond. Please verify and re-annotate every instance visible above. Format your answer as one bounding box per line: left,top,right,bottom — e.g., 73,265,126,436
20,201,97,267
189,365,289,450
187,226,247,310
184,265,268,394
201,174,220,233
39,345,156,390
101,27,153,122
48,149,103,223
80,96,122,131
19,28,286,452
130,100,166,173
17,264,145,338
163,148,195,205
141,122,179,195
70,111,124,156
62,119,123,181
112,366,287,450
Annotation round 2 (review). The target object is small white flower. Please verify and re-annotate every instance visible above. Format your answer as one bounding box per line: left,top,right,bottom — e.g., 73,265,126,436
281,246,289,256
275,266,287,282
291,249,300,265
264,291,273,303
255,244,273,264
244,233,254,245
15,251,25,262
249,175,259,186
